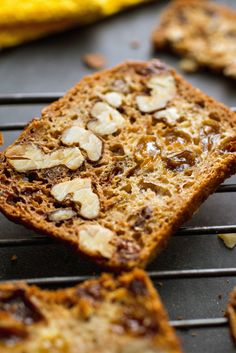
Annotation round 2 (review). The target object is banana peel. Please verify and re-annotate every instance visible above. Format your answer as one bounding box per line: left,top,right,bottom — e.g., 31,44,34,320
0,0,148,48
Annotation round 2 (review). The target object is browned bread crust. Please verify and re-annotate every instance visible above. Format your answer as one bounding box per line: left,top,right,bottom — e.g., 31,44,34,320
0,269,183,352
0,60,236,270
228,286,236,346
152,0,236,78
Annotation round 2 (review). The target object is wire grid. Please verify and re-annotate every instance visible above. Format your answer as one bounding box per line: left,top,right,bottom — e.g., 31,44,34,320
0,93,235,331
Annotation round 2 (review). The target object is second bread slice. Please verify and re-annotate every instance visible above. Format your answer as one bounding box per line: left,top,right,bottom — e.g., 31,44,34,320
0,60,236,269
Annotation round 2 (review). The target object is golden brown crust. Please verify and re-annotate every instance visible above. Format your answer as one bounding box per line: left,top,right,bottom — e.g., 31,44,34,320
227,287,236,346
0,269,183,352
152,0,236,78
0,60,236,270
0,132,3,146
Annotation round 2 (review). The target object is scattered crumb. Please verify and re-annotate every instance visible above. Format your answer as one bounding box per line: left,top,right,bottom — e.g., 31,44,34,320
157,281,163,287
176,316,184,320
191,332,197,337
10,254,17,262
179,58,199,73
218,234,236,249
82,53,106,70
130,40,140,49
0,132,4,146
218,294,223,300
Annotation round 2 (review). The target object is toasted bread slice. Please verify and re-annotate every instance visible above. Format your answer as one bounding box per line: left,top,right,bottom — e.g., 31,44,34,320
152,0,236,79
0,269,182,353
0,60,236,270
228,286,236,346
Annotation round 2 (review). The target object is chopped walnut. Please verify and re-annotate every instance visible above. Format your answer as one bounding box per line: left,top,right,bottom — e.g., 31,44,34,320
61,126,102,161
51,178,100,219
6,144,84,172
48,208,76,222
88,102,125,135
103,92,123,108
136,74,176,113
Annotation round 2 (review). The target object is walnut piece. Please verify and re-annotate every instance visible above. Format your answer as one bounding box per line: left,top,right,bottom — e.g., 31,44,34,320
6,144,84,172
61,126,102,161
79,224,115,258
48,208,76,222
103,92,123,108
88,102,125,135
154,107,179,125
218,234,236,249
51,178,100,219
136,74,176,113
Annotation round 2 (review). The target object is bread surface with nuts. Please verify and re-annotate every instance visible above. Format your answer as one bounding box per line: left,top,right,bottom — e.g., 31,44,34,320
0,60,236,269
0,269,183,353
152,0,236,79
228,286,236,346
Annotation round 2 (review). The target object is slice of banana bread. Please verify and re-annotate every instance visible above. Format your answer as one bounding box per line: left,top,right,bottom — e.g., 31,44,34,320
228,287,236,346
0,269,182,353
152,0,236,78
0,60,236,269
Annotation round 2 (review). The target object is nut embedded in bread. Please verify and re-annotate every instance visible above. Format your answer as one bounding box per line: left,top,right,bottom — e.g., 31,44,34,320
227,286,236,346
152,0,236,79
0,269,183,353
0,60,236,270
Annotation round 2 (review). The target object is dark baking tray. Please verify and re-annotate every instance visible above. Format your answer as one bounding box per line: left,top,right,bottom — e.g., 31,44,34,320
0,1,235,352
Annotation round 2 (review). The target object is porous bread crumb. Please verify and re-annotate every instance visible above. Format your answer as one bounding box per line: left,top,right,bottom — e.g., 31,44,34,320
152,0,236,79
218,234,236,249
0,60,236,270
82,53,106,70
0,270,183,353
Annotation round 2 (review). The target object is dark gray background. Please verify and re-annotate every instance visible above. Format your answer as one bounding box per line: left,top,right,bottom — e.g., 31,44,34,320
0,1,235,352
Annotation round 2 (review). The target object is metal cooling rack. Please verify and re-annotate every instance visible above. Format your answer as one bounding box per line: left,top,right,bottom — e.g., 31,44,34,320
0,94,235,333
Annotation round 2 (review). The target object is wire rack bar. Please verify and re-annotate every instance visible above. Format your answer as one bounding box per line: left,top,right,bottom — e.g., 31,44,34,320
216,184,236,193
0,93,63,105
0,122,28,131
177,224,236,235
170,318,228,329
0,237,54,246
0,223,235,247
1,268,234,286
